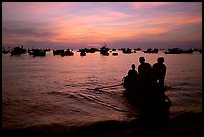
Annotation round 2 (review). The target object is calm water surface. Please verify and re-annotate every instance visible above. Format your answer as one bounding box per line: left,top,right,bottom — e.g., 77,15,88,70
2,50,202,129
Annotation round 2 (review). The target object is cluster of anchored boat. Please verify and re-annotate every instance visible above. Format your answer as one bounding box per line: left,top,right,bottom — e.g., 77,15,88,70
2,46,50,56
141,48,202,54
2,45,202,56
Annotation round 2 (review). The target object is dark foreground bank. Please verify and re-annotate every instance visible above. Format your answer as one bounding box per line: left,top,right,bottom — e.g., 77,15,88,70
2,112,202,137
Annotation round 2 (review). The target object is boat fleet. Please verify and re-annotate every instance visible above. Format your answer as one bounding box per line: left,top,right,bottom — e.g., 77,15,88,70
2,45,202,57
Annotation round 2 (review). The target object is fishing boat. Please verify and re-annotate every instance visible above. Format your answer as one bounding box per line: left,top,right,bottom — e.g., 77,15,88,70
180,49,194,54
112,53,118,56
53,49,64,55
28,49,46,57
134,48,141,51
10,46,27,56
143,48,159,53
122,76,172,111
100,45,109,56
122,48,132,54
164,48,182,54
61,49,74,56
2,49,10,54
80,51,86,56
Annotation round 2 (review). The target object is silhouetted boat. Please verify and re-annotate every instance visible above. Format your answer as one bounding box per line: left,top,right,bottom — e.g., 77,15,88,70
100,45,109,56
122,75,172,124
60,49,74,56
164,48,182,54
2,49,10,54
122,48,132,54
53,49,64,55
10,46,27,56
2,47,10,54
143,48,159,53
43,48,51,52
180,49,194,54
134,48,141,51
112,53,118,56
78,48,99,53
28,49,46,57
53,49,74,56
164,48,195,54
80,51,86,56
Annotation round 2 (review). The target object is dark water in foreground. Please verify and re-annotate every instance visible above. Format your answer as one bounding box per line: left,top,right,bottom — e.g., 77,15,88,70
2,50,202,130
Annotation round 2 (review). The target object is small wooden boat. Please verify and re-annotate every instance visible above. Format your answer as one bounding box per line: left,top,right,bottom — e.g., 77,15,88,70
80,51,86,56
143,48,158,53
122,76,172,108
100,45,109,56
112,53,118,56
164,48,182,54
122,48,132,54
10,46,26,56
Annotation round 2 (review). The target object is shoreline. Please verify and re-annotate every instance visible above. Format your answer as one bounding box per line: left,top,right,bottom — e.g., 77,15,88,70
2,111,202,137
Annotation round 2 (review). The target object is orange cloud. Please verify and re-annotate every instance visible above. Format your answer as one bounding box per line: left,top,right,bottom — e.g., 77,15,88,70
2,2,201,48
41,10,201,44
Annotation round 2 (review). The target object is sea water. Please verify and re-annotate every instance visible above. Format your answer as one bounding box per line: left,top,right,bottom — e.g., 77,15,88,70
2,50,202,129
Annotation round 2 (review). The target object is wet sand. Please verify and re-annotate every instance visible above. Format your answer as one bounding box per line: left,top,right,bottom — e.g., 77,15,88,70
2,111,202,137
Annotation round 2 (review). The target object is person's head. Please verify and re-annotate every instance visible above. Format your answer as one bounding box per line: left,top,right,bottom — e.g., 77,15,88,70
139,57,145,64
157,57,164,64
131,64,135,70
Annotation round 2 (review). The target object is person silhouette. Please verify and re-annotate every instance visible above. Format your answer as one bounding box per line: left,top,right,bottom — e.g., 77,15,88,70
126,64,139,90
152,57,167,90
152,57,171,126
138,57,153,92
128,64,138,79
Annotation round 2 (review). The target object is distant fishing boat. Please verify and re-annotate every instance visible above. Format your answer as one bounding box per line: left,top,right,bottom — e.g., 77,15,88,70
134,48,141,51
78,48,99,53
80,51,86,56
53,49,74,56
100,45,109,56
10,46,27,56
164,48,194,54
122,48,132,54
112,53,118,56
180,49,194,54
2,48,10,54
143,48,159,53
28,49,46,57
164,48,182,54
60,49,74,56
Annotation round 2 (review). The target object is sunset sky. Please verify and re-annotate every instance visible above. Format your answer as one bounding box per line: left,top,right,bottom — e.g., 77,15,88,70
2,2,202,49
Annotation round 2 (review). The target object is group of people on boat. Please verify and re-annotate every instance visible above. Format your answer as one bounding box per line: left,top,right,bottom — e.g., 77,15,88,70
123,56,172,128
123,56,167,94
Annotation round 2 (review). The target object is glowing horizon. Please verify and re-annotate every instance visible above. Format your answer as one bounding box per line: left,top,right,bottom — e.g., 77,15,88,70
2,2,202,49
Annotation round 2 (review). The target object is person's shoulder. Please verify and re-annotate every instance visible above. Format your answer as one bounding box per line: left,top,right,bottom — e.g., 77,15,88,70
153,62,157,65
152,63,157,67
134,69,138,73
146,62,151,65
128,69,132,73
138,65,142,70
146,62,151,66
163,64,167,69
